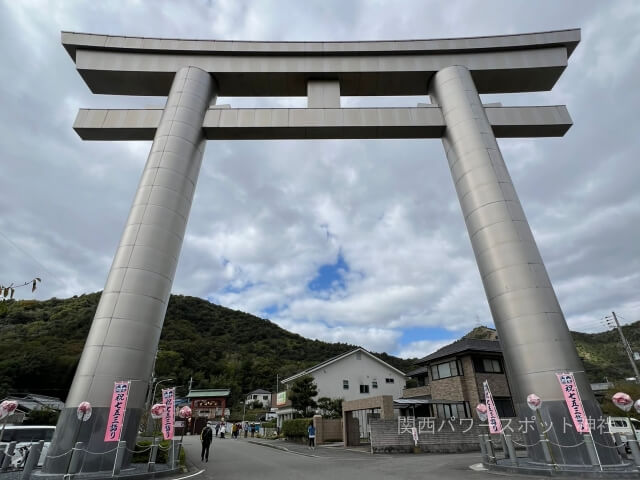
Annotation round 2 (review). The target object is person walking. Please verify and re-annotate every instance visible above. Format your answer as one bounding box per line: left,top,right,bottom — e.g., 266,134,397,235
219,422,226,439
244,422,248,438
215,422,220,437
200,423,213,462
307,422,316,449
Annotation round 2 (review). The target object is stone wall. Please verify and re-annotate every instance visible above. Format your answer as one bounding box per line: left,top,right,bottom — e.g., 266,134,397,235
429,375,465,401
369,418,524,454
402,385,431,398
475,373,511,398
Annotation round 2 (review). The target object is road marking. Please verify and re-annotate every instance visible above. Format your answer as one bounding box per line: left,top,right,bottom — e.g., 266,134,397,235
469,463,488,471
174,468,205,479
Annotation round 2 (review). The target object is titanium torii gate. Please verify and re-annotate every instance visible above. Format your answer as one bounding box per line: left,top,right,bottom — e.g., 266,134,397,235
46,28,619,473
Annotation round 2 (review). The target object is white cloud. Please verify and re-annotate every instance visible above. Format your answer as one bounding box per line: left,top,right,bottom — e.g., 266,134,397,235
1,0,639,361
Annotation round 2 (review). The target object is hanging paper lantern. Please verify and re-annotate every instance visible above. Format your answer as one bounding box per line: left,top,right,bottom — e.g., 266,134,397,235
634,399,640,415
612,392,633,412
179,406,192,418
76,401,92,421
0,400,18,419
151,403,166,419
527,393,542,411
476,403,488,421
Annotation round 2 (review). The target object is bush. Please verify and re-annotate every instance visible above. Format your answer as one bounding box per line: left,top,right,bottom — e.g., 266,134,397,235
23,409,59,425
282,418,313,438
262,421,276,428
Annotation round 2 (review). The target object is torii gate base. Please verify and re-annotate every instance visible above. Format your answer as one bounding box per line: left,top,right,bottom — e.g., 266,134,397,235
41,30,638,478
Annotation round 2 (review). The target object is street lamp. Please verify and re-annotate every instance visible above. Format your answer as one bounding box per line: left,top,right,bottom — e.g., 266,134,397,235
152,378,174,404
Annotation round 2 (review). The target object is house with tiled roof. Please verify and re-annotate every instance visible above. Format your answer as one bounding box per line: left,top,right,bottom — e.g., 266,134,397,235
401,337,515,419
245,389,272,409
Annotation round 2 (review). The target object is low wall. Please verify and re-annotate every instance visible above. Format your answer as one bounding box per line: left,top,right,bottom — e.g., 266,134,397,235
370,417,524,454
313,416,342,444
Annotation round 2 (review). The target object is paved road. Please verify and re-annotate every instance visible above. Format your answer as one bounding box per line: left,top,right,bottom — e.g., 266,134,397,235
179,435,549,480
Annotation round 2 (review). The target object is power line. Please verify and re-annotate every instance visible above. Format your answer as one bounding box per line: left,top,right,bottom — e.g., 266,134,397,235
0,229,66,287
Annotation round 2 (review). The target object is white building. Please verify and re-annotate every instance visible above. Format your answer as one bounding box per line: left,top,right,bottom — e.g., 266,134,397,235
245,389,272,409
282,348,407,406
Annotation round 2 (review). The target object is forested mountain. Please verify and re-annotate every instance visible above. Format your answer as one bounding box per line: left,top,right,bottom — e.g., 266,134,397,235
0,292,416,403
463,324,640,384
0,293,636,405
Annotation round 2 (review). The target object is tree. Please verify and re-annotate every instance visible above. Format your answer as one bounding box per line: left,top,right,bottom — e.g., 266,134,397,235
317,397,343,419
289,376,318,416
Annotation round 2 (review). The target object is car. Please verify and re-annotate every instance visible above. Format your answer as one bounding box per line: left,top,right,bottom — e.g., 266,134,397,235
0,425,56,468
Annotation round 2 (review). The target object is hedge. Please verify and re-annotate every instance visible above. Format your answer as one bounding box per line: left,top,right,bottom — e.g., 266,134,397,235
282,418,313,438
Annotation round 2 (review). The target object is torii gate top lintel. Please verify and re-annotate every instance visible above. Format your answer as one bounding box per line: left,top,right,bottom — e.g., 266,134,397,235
62,29,580,97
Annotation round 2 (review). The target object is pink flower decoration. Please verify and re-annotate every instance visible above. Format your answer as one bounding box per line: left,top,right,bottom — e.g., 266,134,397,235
612,392,633,412
634,399,640,414
76,401,92,421
476,403,488,421
527,393,542,411
151,403,166,419
0,400,18,419
179,406,192,418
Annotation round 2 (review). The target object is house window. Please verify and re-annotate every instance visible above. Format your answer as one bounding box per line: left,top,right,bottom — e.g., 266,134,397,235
432,403,470,419
473,356,504,373
385,378,394,384
494,397,516,417
343,380,349,389
372,380,378,388
430,359,463,380
360,384,369,394
262,395,269,400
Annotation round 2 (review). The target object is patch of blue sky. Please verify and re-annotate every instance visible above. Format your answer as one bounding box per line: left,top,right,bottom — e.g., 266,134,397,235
261,304,280,316
308,252,349,292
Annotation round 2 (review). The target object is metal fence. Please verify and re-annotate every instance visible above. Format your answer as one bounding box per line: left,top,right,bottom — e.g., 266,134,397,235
0,437,182,479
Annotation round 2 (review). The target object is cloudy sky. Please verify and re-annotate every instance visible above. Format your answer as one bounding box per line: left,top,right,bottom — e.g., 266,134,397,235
1,0,639,359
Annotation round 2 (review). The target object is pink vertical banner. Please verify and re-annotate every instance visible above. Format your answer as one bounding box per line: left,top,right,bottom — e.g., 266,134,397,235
162,388,175,440
483,380,503,434
104,381,130,442
556,372,590,433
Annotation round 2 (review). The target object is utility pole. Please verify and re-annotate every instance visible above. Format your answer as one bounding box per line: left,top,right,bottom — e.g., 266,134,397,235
606,311,640,384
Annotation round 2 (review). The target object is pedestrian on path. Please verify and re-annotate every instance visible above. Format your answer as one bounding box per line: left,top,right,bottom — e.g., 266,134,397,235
220,422,226,439
200,423,213,462
308,422,316,449
215,422,220,437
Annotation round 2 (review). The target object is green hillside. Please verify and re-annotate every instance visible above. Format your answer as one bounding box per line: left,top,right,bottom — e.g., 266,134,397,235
1,292,637,405
0,292,416,403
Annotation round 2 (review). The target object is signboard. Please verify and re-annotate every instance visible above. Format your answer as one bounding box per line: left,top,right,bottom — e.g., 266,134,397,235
482,380,503,434
556,372,590,433
276,391,287,406
104,381,130,442
162,388,175,440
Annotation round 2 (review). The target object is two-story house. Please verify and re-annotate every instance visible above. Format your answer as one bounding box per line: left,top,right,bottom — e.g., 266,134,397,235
277,348,407,425
401,338,515,419
245,389,272,409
